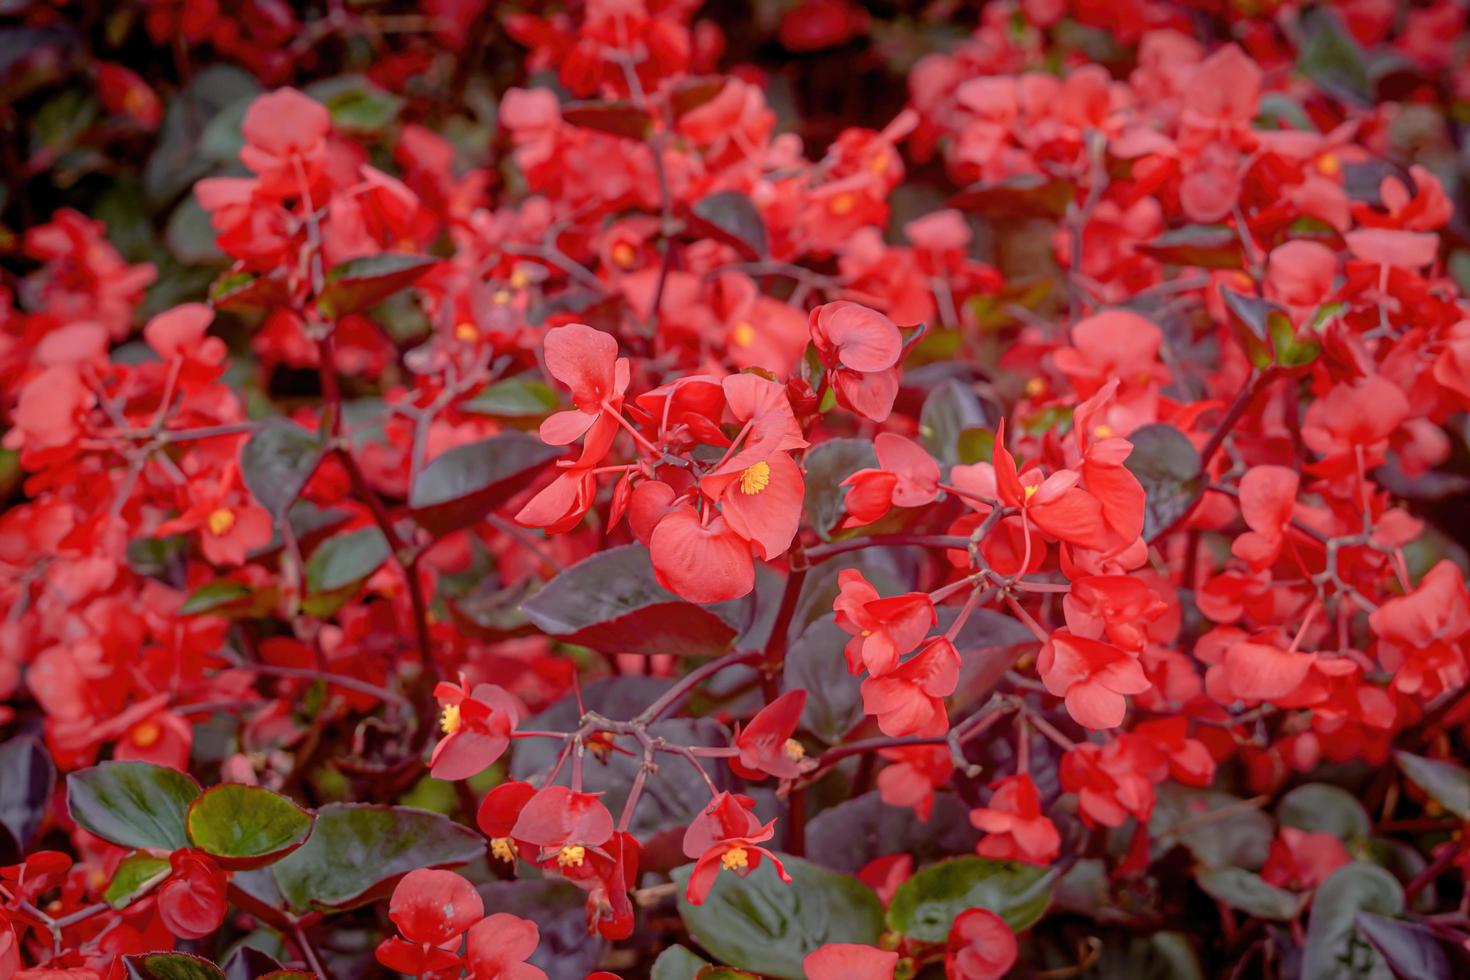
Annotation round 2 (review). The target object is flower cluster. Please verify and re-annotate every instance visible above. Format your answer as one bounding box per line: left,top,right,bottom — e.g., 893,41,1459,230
4,0,1470,978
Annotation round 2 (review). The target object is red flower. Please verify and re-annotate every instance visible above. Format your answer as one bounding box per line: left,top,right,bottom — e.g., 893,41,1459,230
538,323,630,466
1261,827,1351,890
465,912,547,980
809,301,904,421
701,450,804,562
430,679,523,781
681,792,790,905
1369,560,1470,697
156,849,227,940
1232,466,1300,569
477,780,537,865
841,433,941,527
860,636,960,737
239,87,331,198
1063,575,1168,653
970,775,1061,865
876,744,952,820
834,569,937,677
648,505,755,603
1037,630,1150,730
510,786,615,871
1060,739,1159,828
993,421,1110,552
375,869,483,975
803,943,898,980
732,690,812,780
945,907,1018,980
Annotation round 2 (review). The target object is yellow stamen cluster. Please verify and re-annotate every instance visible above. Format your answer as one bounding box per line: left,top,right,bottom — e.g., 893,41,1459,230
206,508,236,536
132,721,162,748
1023,484,1039,501
440,704,462,735
740,461,771,495
783,739,805,761
828,193,856,216
731,321,756,348
490,838,515,863
454,322,479,342
721,846,750,871
557,844,586,868
612,242,637,268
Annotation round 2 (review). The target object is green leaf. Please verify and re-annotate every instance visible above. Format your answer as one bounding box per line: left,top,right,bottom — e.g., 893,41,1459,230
104,853,173,909
1138,226,1243,269
804,791,980,874
1302,863,1404,980
522,544,747,658
317,253,437,319
180,580,255,617
461,377,560,419
1124,423,1204,541
1152,786,1273,868
305,527,391,596
1279,783,1372,841
0,736,55,851
689,191,768,260
886,856,1055,943
560,101,653,140
186,784,314,870
674,855,884,980
67,761,201,851
1197,867,1308,921
1298,8,1370,102
920,379,992,466
949,174,1073,218
1395,752,1470,821
124,952,227,980
408,432,563,537
803,438,878,540
270,804,483,912
241,419,323,519
781,615,863,743
652,946,711,980
305,75,402,134
209,270,291,312
1355,912,1452,979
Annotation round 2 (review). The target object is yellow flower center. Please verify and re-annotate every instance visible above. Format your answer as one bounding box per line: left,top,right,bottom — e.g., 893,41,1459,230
509,268,530,289
722,846,750,871
131,721,162,748
869,152,889,174
1024,377,1045,397
828,193,856,216
455,322,479,342
1315,153,1341,177
1093,424,1114,438
612,242,637,268
732,321,756,348
1023,484,1039,502
783,739,805,761
440,703,462,734
490,838,515,863
557,844,586,868
123,88,150,115
492,289,512,305
739,461,771,495
206,508,236,536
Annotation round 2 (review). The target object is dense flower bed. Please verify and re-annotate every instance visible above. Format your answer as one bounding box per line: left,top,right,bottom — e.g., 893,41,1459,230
3,1,1470,977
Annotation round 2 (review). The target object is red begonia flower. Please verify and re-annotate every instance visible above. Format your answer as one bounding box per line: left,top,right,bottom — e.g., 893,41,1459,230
430,679,523,781
732,690,811,780
510,786,615,871
477,780,537,866
239,87,331,198
375,869,483,975
945,907,1018,980
1261,827,1351,890
465,912,548,980
970,774,1061,865
539,323,631,466
648,505,755,603
156,849,227,941
1037,630,1150,730
1369,560,1470,697
841,433,941,527
860,636,960,737
681,792,790,905
1232,465,1300,568
834,569,937,677
876,744,952,820
809,301,904,421
803,943,898,980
